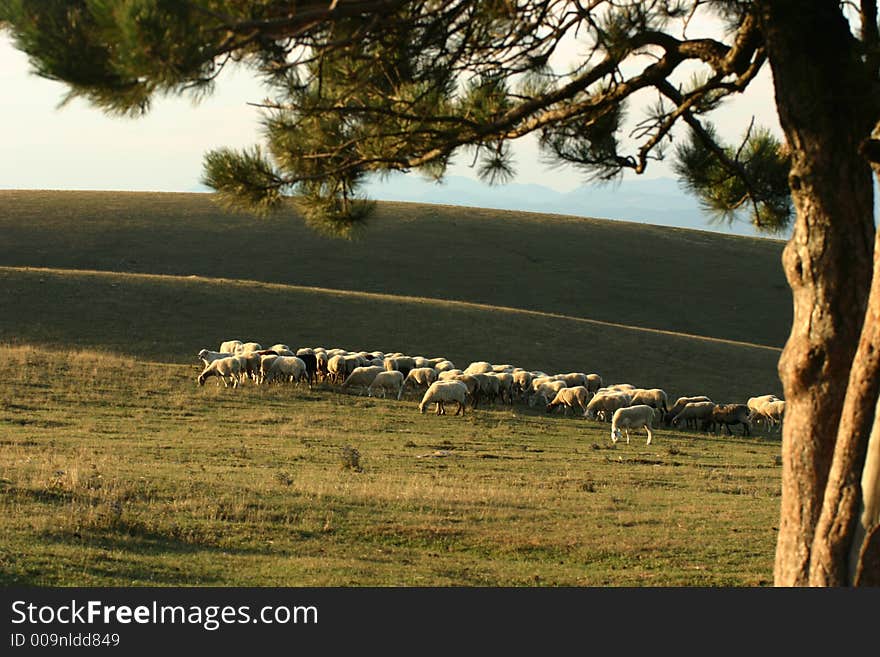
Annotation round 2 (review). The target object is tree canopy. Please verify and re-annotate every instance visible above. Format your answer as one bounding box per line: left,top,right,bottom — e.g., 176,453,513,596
3,0,880,587
1,0,791,235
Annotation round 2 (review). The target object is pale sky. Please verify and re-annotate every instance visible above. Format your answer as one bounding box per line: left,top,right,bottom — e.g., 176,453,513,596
0,26,781,196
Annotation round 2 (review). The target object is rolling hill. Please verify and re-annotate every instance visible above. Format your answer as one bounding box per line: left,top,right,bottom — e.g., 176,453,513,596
0,189,788,401
0,188,790,587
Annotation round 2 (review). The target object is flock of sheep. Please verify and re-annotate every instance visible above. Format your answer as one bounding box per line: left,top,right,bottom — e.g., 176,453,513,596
196,339,786,445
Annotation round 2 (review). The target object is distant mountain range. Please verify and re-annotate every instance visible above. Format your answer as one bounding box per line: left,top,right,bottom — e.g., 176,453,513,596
190,173,793,240
362,173,791,240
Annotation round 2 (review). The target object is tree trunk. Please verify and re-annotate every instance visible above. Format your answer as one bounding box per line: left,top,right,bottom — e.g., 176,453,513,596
810,228,880,585
759,1,876,586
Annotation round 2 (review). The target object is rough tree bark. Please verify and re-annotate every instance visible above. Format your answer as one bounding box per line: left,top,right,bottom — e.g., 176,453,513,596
759,0,878,585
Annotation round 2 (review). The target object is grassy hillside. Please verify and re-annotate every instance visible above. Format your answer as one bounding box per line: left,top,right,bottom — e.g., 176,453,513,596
0,266,781,402
0,345,781,587
0,190,789,586
0,189,791,348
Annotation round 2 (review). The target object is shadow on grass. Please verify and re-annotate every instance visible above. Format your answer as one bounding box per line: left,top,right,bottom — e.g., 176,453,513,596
36,517,281,559
0,560,226,587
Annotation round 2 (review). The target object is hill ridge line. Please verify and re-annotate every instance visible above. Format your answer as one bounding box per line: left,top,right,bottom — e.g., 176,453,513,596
3,265,783,354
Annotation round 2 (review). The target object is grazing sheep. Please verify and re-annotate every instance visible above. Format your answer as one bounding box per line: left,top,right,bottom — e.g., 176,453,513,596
340,365,384,395
473,372,501,407
437,369,464,381
665,396,713,425
671,401,716,431
433,359,457,373
611,404,657,445
219,340,243,354
463,361,493,375
419,380,468,416
546,386,593,416
585,391,632,421
556,372,588,388
585,373,603,393
759,400,786,432
239,349,279,382
628,388,669,414
258,354,279,384
747,394,783,430
511,369,534,401
328,354,364,383
707,403,752,435
747,394,782,414
367,370,405,399
235,342,263,354
453,374,480,406
198,349,233,368
197,356,242,388
399,367,439,399
266,356,309,386
529,380,567,408
384,356,415,379
315,351,330,381
491,372,515,405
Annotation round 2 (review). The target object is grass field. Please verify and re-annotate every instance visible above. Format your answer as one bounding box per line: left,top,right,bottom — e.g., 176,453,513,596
0,190,789,586
0,345,781,587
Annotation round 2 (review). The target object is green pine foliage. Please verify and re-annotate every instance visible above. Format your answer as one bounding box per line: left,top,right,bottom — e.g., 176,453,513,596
1,1,795,235
673,123,792,233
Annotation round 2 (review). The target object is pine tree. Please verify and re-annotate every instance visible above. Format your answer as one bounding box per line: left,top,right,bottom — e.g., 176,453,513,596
3,0,879,585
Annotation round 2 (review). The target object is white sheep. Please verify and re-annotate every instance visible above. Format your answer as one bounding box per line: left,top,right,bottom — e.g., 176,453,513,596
747,394,782,430
258,354,279,384
237,350,267,382
529,380,567,408
219,340,243,354
511,369,534,401
235,342,263,354
556,372,588,388
759,400,786,432
463,361,493,375
197,356,242,388
747,394,781,414
545,386,593,415
197,349,233,368
266,356,309,386
367,370,405,399
437,369,464,381
433,359,457,373
453,374,480,403
384,356,415,378
491,371,515,405
399,367,439,399
328,354,366,383
418,380,468,416
665,395,713,425
585,373,603,393
628,388,669,414
326,354,347,382
585,391,632,421
473,372,502,406
340,365,384,395
611,404,657,445
671,401,716,430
